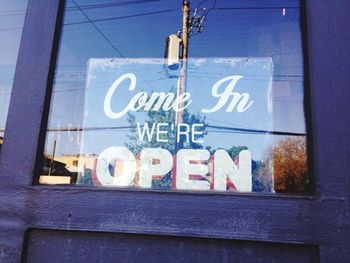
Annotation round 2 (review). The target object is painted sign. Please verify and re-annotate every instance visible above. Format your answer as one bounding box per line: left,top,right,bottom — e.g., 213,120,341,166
79,58,273,192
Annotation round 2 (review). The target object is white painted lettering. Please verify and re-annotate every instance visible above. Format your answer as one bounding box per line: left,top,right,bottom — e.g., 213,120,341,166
213,149,252,192
96,146,136,186
139,148,173,188
176,149,210,190
202,75,253,113
156,123,169,142
191,123,204,143
177,123,190,143
137,122,156,142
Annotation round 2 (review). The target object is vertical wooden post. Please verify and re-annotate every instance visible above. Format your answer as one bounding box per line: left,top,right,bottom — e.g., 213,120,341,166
175,0,190,150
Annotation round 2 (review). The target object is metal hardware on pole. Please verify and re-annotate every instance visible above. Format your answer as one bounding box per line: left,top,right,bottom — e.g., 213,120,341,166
175,0,190,151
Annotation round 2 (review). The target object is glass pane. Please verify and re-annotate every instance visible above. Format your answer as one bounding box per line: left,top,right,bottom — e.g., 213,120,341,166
0,0,28,151
40,0,309,193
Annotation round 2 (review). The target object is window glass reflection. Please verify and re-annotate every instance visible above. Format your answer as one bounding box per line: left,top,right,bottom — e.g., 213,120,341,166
0,0,27,151
41,0,308,193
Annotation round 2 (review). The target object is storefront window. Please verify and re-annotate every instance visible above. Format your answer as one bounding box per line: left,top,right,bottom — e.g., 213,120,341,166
40,0,308,193
0,0,28,151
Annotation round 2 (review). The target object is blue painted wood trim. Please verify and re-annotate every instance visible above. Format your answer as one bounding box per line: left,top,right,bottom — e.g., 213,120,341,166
306,0,350,261
0,0,349,262
0,0,63,261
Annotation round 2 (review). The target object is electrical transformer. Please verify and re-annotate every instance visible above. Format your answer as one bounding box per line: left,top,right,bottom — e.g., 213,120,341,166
165,34,181,70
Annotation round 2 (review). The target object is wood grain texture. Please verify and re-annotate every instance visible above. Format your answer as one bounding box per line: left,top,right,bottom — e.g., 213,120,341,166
305,0,350,262
26,187,320,244
25,229,319,263
0,0,63,262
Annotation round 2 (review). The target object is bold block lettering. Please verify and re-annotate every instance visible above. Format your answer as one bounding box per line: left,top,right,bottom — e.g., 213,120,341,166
176,149,210,190
214,149,252,192
139,148,173,188
96,146,136,186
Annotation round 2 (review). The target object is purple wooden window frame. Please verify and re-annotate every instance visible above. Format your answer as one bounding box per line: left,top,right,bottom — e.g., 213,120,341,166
0,0,349,261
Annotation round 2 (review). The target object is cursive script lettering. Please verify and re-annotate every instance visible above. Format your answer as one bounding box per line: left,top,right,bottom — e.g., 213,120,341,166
201,75,253,113
104,73,192,119
104,73,253,119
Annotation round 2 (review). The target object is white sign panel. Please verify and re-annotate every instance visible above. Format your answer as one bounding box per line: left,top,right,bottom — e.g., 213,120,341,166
79,58,273,192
